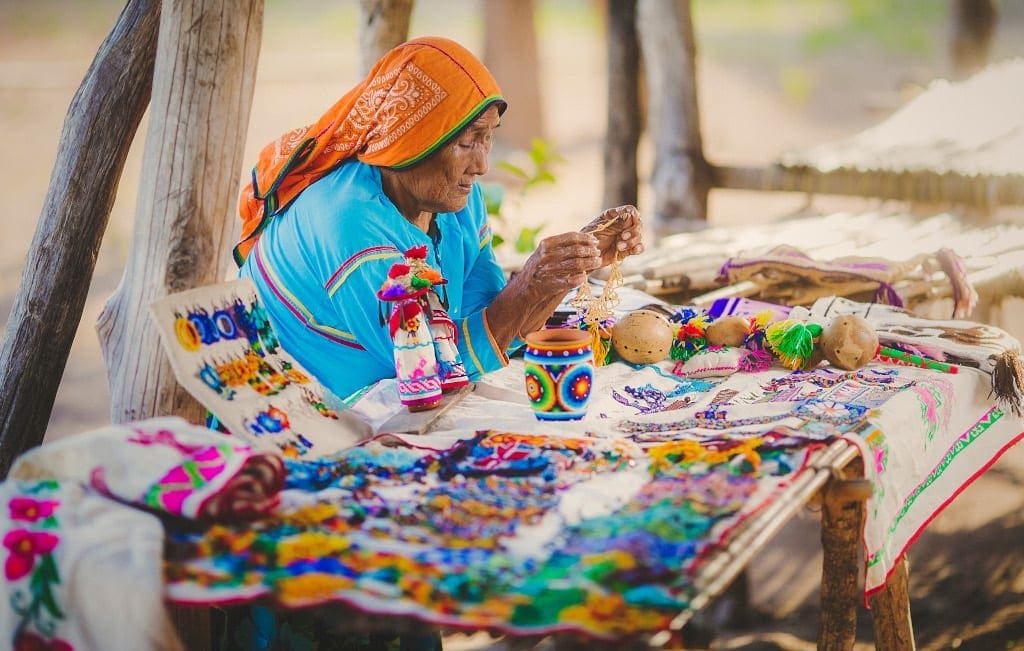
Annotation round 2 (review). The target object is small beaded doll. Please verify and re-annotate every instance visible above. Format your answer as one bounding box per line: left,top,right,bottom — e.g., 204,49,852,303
378,246,470,411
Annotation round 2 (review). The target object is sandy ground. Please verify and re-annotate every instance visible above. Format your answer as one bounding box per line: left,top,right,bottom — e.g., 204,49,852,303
1,1,1023,648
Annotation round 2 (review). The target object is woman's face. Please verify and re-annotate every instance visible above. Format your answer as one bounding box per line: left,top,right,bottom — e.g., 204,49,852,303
384,105,500,219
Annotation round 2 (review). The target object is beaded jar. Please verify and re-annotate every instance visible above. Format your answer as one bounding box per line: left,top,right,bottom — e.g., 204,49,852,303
523,328,594,421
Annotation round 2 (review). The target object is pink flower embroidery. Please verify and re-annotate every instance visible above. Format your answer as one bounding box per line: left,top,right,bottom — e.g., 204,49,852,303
3,530,59,581
9,497,59,523
14,630,73,651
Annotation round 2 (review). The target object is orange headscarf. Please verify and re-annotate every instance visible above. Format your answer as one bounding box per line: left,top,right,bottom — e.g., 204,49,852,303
234,36,506,265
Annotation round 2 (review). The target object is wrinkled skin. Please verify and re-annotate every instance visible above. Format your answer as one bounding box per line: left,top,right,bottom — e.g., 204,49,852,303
380,106,645,351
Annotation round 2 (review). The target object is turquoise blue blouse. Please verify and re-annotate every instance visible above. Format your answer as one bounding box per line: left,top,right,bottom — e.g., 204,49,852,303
240,159,511,400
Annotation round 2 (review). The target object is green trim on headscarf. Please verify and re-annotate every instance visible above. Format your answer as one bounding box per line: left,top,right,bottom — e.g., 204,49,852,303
389,95,507,169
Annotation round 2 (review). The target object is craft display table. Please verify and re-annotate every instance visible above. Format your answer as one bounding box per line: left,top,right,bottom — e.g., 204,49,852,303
3,288,1021,650
166,352,1019,649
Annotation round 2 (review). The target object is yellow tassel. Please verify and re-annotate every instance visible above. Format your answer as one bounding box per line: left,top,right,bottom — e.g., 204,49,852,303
590,322,610,367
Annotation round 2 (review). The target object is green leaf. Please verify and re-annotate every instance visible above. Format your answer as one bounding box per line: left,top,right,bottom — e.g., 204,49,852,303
514,225,545,253
491,232,505,249
531,170,557,187
496,160,529,180
479,182,505,216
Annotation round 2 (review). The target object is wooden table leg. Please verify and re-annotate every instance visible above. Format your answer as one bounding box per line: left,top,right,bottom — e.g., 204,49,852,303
169,604,211,650
869,555,916,650
818,458,869,650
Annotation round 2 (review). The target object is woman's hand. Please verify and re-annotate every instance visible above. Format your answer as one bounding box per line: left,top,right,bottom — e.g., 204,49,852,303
580,205,644,268
485,232,601,347
484,209,641,348
516,232,603,297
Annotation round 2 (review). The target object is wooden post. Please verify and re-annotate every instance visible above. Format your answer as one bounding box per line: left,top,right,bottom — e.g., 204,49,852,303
869,555,916,650
358,0,414,75
484,0,544,151
950,0,998,79
97,0,263,427
95,1,263,647
602,0,642,209
636,0,711,235
818,458,870,650
0,0,160,479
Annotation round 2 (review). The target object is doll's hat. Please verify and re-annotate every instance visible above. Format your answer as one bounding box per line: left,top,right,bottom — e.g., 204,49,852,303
377,245,447,301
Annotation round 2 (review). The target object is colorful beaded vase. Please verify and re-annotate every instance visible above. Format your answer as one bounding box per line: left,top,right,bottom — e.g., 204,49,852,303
523,328,595,421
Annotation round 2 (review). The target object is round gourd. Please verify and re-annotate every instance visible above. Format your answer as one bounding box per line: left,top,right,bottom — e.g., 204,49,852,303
612,309,674,364
820,314,878,370
705,315,750,348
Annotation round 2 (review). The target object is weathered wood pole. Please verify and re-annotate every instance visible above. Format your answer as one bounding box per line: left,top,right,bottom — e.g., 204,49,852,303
358,0,415,75
869,555,916,650
818,457,870,650
96,1,263,646
97,0,262,427
602,0,642,210
484,0,544,151
636,0,711,235
950,0,998,79
0,0,160,479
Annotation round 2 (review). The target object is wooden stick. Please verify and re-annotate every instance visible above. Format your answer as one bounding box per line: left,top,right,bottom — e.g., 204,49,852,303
818,456,867,650
869,555,916,651
649,441,858,647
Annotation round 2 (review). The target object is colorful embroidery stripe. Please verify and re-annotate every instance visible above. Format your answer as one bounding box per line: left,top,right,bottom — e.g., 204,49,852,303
461,318,484,375
460,311,506,375
866,406,1003,567
254,245,365,350
326,246,402,296
479,228,493,250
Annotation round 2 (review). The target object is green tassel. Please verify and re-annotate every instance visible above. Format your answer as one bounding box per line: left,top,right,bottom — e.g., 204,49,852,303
766,320,822,370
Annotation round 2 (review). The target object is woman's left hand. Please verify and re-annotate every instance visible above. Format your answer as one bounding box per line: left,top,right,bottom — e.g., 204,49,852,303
580,204,644,268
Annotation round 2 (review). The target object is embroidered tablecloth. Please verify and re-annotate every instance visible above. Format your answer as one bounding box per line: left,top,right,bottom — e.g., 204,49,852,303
2,359,1021,644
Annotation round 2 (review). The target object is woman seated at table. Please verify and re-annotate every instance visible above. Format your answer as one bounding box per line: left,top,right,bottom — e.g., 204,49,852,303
234,36,644,401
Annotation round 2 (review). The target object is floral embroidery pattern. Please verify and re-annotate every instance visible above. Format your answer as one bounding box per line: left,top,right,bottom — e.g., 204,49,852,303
5,484,72,650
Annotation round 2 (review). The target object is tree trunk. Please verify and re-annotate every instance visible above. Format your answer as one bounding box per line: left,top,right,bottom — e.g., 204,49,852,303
603,0,642,209
96,0,263,428
358,0,415,75
484,0,545,151
0,0,159,479
636,0,711,235
950,0,997,80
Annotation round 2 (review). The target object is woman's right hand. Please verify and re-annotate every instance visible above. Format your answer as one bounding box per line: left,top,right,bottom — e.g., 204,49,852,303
515,231,602,300
484,231,602,348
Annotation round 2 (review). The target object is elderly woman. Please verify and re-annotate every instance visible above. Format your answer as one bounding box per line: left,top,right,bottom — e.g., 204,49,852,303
235,36,643,401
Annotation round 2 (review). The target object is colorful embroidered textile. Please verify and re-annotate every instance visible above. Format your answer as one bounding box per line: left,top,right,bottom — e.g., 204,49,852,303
235,36,505,263
150,279,376,459
163,430,821,639
0,481,182,650
9,417,284,521
3,302,1022,644
848,365,1024,593
809,295,1024,415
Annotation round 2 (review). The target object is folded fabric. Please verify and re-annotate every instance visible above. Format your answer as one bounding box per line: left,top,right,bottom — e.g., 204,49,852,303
1,480,182,651
10,417,285,521
718,244,977,318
